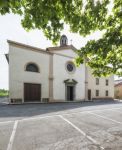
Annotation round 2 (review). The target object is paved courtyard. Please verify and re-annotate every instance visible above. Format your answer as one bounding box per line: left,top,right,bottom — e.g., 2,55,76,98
0,100,122,150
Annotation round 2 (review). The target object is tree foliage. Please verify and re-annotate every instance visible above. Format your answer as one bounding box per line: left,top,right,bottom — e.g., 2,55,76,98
0,0,122,76
0,89,8,97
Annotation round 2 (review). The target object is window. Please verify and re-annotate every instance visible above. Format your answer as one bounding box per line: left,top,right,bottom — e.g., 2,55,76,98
96,78,99,85
106,79,109,86
66,62,75,73
106,90,109,96
96,90,99,97
26,63,39,72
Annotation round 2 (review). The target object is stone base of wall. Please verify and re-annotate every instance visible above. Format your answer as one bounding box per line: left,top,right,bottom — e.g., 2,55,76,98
49,99,85,103
92,97,114,101
10,98,23,104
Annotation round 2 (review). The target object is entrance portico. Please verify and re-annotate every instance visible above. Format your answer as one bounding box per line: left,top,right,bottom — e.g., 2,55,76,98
64,79,77,101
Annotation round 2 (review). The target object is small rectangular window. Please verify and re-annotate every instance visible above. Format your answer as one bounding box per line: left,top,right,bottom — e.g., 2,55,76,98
106,79,109,86
96,78,99,85
106,90,109,96
96,90,99,97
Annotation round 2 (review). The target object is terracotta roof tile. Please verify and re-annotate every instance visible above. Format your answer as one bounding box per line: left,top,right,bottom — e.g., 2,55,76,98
115,82,122,87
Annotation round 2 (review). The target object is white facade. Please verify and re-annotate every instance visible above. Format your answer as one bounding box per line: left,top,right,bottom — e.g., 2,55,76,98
52,50,85,101
87,67,114,99
7,37,114,103
9,43,50,103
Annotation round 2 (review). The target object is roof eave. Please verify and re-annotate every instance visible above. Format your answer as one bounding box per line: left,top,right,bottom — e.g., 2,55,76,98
5,54,9,63
47,45,77,51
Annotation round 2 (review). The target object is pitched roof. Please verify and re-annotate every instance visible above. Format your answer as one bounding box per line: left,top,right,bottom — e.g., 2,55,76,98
7,40,77,54
115,82,122,87
115,79,122,82
7,40,51,55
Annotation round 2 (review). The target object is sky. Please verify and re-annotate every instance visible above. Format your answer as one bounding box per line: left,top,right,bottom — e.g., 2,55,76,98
0,13,119,90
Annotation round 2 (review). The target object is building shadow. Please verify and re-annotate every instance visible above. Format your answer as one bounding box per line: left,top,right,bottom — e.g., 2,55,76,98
0,100,121,119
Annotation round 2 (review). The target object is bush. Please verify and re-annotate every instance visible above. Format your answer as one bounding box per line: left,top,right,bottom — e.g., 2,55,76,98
0,89,9,97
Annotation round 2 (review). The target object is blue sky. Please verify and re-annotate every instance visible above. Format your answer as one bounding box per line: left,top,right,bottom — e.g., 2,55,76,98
0,13,117,90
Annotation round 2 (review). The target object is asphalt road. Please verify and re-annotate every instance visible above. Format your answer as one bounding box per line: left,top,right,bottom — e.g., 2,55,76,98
0,100,122,150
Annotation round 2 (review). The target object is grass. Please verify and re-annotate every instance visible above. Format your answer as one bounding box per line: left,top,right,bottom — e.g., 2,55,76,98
0,89,9,97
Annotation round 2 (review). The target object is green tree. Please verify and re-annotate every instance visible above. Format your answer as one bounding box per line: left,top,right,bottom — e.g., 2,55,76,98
0,0,122,76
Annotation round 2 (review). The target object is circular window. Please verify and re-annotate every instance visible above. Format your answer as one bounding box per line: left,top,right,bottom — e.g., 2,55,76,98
66,62,75,73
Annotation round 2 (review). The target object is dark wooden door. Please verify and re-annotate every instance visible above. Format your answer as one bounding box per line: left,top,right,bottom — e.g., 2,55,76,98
88,89,91,100
67,86,74,101
24,83,41,102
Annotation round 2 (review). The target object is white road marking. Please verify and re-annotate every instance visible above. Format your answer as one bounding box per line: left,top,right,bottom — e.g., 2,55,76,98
0,115,60,124
110,109,122,113
16,107,122,122
7,120,18,150
59,115,104,150
0,120,14,125
89,107,122,113
0,106,122,124
60,107,122,116
88,112,122,124
21,114,61,122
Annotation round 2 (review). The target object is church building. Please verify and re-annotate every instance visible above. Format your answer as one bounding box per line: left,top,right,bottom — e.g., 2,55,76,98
7,35,114,103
